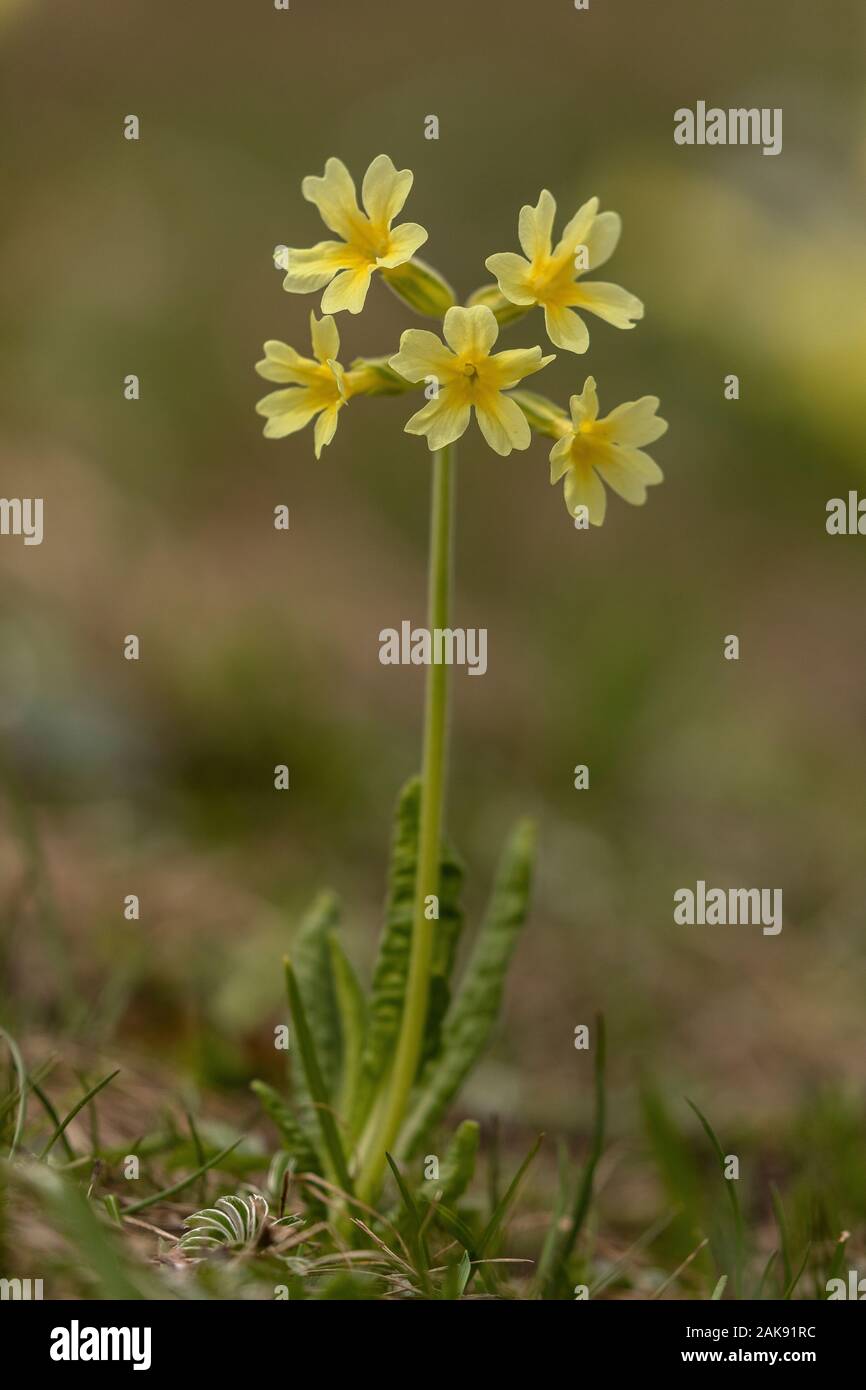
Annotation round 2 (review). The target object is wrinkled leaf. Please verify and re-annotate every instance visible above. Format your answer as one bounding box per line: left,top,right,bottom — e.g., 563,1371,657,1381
399,819,536,1157
292,891,341,1111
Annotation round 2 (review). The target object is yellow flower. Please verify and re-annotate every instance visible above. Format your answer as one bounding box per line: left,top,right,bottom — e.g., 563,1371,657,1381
485,191,643,354
549,377,667,525
255,312,349,457
390,305,554,455
282,155,428,316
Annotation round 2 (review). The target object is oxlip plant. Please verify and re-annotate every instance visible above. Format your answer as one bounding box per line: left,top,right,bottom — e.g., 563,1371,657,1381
253,153,667,1275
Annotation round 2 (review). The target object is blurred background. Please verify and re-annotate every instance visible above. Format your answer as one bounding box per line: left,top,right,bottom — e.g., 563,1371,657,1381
2,0,866,1252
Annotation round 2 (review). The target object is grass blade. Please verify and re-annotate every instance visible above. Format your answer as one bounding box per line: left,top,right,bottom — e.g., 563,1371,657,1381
30,1078,75,1161
38,1069,120,1160
783,1243,811,1300
770,1181,792,1288
686,1097,744,1297
385,1151,432,1297
0,1029,28,1159
538,1014,606,1298
476,1132,544,1263
120,1137,242,1216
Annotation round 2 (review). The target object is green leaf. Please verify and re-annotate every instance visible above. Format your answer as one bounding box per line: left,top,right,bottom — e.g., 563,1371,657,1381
351,778,421,1135
284,959,353,1196
398,819,536,1158
710,1274,728,1300
418,844,464,1074
250,1080,322,1177
291,891,341,1107
178,1193,269,1255
417,1119,480,1208
327,934,367,1134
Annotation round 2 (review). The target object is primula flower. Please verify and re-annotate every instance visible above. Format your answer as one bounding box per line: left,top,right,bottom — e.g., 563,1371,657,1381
390,304,554,455
282,154,428,316
548,377,667,525
485,192,643,354
255,311,349,457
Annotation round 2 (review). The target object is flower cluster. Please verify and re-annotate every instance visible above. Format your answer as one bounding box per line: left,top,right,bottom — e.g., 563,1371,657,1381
256,154,666,525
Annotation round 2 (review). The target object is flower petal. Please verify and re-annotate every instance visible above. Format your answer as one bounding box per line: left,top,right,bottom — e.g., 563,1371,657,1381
569,376,599,426
376,220,428,268
549,434,574,483
404,389,472,451
282,241,356,294
544,303,590,354
487,346,554,389
583,211,622,272
475,390,531,455
602,398,668,447
552,196,599,261
361,154,414,228
595,452,650,505
484,252,536,305
255,387,321,438
610,444,664,485
390,329,455,383
255,343,322,386
443,304,498,358
301,157,363,241
313,403,342,458
321,265,374,315
309,313,340,365
518,189,556,262
564,464,607,525
570,281,644,329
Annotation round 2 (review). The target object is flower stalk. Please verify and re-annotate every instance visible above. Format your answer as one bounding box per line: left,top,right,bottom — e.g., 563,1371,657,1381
356,441,455,1203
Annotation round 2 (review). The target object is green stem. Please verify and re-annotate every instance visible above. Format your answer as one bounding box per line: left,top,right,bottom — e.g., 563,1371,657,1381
356,442,455,1203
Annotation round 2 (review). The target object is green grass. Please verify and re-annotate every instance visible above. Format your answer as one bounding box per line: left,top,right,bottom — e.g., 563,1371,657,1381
2,1018,861,1301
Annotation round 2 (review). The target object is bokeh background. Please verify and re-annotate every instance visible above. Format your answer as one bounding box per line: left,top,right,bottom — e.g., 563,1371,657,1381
2,0,866,1259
